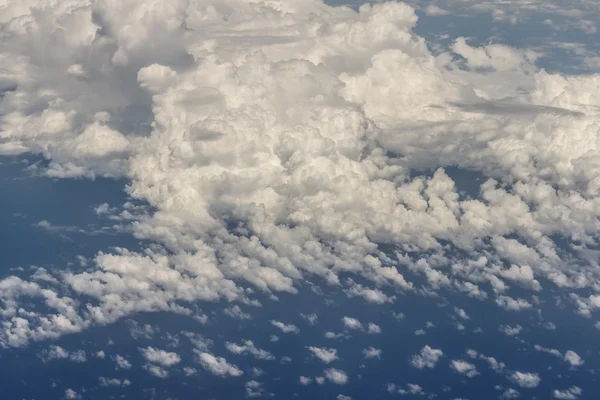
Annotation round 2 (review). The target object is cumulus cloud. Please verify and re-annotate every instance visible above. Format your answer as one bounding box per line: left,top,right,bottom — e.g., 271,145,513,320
325,368,348,385
511,371,541,388
226,340,275,361
140,347,181,367
563,351,584,367
553,386,583,400
342,317,363,330
196,352,243,377
411,346,443,369
363,347,382,359
0,0,600,369
450,360,479,377
98,377,131,387
307,346,338,364
271,321,300,334
367,323,382,334
39,346,86,363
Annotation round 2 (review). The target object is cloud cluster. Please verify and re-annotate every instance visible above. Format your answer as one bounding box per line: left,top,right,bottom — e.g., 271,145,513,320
1,0,600,358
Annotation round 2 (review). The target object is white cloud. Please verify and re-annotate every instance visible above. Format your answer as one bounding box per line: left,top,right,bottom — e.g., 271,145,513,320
224,305,252,320
140,347,181,367
553,386,583,400
511,371,541,388
454,307,470,320
411,346,443,369
270,320,299,334
495,296,532,311
500,324,523,336
226,340,275,361
307,346,338,364
98,377,131,387
342,317,363,330
564,351,584,367
64,389,80,400
300,313,318,325
450,360,479,377
367,323,382,334
534,344,562,357
423,5,450,16
325,368,348,385
363,347,382,359
1,0,600,358
196,352,243,377
144,364,169,378
501,388,520,399
299,376,312,385
113,355,132,370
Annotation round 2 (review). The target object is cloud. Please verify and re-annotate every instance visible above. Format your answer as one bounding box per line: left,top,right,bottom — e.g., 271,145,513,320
510,371,541,388
98,377,131,387
196,352,243,377
450,360,479,377
307,346,338,364
39,346,86,363
495,296,532,311
300,313,318,325
563,351,584,367
423,5,450,16
325,368,348,385
411,346,443,369
342,317,363,330
140,347,181,367
144,364,169,378
226,340,275,361
553,386,583,400
0,1,600,373
500,324,523,336
363,347,382,359
270,320,300,334
367,323,382,334
224,305,252,320
113,355,132,370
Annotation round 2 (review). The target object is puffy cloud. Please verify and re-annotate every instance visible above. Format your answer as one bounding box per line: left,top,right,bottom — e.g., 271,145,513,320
299,376,312,385
144,364,169,378
367,323,382,334
113,355,132,370
411,346,443,369
325,368,348,385
64,389,80,399
307,346,338,364
342,317,362,330
553,386,583,400
450,360,479,377
511,371,541,388
226,340,275,361
563,351,584,367
98,377,131,387
270,320,299,334
1,0,600,357
196,352,243,377
363,347,382,359
224,305,252,320
500,324,523,336
140,346,181,367
495,296,533,311
300,313,318,325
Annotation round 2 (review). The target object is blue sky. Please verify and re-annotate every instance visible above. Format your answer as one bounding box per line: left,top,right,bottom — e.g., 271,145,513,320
1,1,600,399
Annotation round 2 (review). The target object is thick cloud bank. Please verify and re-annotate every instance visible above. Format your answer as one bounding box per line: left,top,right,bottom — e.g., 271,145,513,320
1,0,600,348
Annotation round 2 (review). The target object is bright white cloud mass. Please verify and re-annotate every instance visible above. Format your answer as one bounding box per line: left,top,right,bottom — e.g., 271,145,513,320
0,0,599,398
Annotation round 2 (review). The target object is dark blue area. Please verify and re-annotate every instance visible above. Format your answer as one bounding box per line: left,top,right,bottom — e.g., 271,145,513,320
0,155,145,277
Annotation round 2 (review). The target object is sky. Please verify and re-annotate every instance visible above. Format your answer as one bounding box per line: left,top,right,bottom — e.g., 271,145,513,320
1,0,600,399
